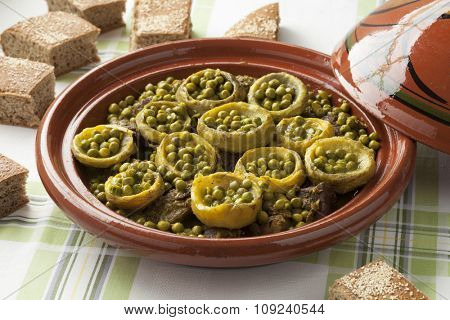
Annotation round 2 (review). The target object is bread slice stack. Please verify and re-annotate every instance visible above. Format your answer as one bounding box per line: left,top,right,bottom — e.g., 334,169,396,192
0,154,29,218
0,57,55,128
130,0,192,50
225,3,280,41
328,260,428,300
1,11,100,76
46,0,126,32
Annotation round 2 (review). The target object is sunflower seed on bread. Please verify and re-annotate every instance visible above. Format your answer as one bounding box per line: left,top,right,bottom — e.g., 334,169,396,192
46,0,126,32
0,154,29,218
130,0,192,50
0,57,55,128
225,3,280,41
1,11,100,76
328,260,428,300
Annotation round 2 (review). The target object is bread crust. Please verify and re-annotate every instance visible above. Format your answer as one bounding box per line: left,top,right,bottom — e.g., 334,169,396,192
328,260,429,300
225,3,280,41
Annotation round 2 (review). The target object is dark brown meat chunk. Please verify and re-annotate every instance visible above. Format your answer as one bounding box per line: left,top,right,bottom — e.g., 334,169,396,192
260,214,291,235
145,185,192,223
203,228,243,239
298,183,336,218
236,75,256,97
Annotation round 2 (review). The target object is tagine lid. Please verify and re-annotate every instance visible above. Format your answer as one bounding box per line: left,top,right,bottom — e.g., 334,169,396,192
331,0,450,153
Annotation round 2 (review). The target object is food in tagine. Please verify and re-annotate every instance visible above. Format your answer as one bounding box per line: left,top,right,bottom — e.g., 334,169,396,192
197,102,275,153
175,68,246,115
248,72,308,121
71,68,381,238
276,116,334,156
71,124,136,168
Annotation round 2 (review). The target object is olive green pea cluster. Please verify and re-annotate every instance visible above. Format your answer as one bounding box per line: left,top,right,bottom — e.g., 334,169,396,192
313,146,359,174
105,201,127,217
186,69,234,101
107,95,139,126
254,79,296,111
305,88,333,117
109,161,158,197
131,215,204,237
79,127,123,158
142,102,188,133
245,152,296,179
335,110,380,150
165,132,213,180
90,177,107,203
202,178,254,207
139,77,180,102
204,109,262,132
284,116,322,141
261,189,313,228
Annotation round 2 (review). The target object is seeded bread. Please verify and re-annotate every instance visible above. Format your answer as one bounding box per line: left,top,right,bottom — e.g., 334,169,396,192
225,3,280,41
1,11,100,76
46,0,126,32
0,57,55,128
130,0,192,50
328,260,428,300
0,154,29,218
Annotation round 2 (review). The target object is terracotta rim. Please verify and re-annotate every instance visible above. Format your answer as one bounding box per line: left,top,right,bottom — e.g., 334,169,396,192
36,38,416,267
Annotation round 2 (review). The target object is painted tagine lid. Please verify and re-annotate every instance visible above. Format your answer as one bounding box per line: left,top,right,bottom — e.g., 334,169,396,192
331,0,449,153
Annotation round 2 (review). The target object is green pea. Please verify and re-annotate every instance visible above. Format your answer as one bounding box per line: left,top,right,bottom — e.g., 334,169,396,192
157,220,171,231
369,132,379,140
265,88,276,99
292,213,303,223
99,148,110,158
314,146,325,157
175,179,188,192
369,140,380,150
346,161,357,171
192,225,203,235
295,221,306,228
122,185,133,196
258,211,269,224
268,159,279,170
242,179,252,189
291,197,302,209
269,79,280,87
223,81,233,92
87,149,99,157
212,188,225,200
345,131,356,140
171,222,184,233
144,221,156,228
119,100,127,109
108,103,121,114
186,82,196,92
340,124,351,134
241,192,253,203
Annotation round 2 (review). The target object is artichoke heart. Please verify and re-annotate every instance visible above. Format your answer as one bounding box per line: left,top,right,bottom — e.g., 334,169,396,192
304,137,376,194
276,116,334,156
197,102,275,153
71,124,136,168
248,72,308,122
105,161,164,210
234,147,306,192
191,172,262,229
175,68,245,115
155,131,218,180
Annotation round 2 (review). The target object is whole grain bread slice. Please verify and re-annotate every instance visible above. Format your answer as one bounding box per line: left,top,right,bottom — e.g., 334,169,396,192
0,56,55,128
46,0,126,32
225,3,280,41
0,154,29,218
328,260,428,300
1,11,100,76
130,0,192,50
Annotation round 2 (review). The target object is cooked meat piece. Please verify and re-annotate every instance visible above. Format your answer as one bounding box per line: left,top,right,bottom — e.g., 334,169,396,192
146,185,192,223
260,214,291,235
203,228,243,238
298,183,336,218
236,75,256,97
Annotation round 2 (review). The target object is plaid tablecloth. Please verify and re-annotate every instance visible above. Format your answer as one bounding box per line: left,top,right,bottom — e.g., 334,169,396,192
0,0,449,300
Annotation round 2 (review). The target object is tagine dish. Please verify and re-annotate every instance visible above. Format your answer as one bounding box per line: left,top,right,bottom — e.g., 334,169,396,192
71,68,381,239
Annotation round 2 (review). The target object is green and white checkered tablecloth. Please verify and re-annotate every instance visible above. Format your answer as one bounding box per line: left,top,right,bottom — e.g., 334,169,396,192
0,0,449,300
